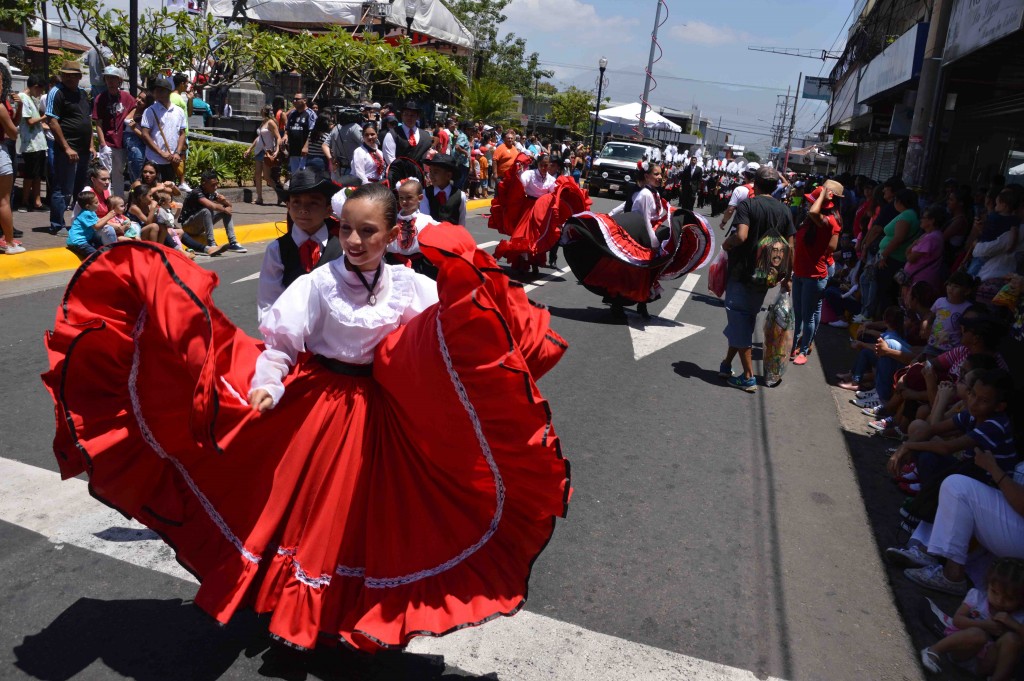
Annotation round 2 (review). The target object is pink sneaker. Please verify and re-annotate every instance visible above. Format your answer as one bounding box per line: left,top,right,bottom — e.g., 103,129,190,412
793,353,808,365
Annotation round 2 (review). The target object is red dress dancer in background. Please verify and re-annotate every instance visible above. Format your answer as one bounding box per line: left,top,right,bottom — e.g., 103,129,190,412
490,152,590,274
562,161,715,320
42,183,571,653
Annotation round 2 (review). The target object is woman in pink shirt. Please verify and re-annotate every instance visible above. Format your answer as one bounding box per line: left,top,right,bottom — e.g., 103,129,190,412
902,205,946,292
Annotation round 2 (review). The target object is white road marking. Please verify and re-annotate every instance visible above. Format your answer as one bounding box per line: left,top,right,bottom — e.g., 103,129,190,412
477,240,499,250
0,454,785,680
627,273,705,361
523,266,572,293
231,272,261,284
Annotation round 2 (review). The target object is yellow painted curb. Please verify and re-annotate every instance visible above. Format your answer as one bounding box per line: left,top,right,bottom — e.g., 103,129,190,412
466,198,492,211
0,221,287,282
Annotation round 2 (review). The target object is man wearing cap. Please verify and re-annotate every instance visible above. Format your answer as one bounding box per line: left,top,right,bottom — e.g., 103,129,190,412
284,93,317,175
382,101,432,167
420,154,465,226
92,66,136,198
46,61,96,235
139,76,187,183
718,162,760,231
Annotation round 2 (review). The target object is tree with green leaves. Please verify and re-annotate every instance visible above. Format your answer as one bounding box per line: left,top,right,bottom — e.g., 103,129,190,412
288,29,465,101
460,77,515,124
743,150,761,163
550,86,594,136
442,0,510,48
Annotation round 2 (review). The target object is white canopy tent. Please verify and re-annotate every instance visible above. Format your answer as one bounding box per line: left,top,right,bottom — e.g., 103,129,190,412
207,0,475,54
596,102,682,133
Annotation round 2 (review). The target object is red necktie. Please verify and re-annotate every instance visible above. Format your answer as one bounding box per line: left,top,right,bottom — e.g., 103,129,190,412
437,189,447,205
408,128,416,144
299,239,321,273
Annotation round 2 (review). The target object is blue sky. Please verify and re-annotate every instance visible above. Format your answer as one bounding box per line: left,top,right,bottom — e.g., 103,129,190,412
501,0,857,154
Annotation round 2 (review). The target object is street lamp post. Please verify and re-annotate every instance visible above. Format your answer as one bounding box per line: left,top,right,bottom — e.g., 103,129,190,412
589,56,608,178
531,73,539,136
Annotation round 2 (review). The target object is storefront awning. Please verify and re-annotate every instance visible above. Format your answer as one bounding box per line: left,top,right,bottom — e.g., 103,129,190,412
858,22,928,104
944,0,1024,65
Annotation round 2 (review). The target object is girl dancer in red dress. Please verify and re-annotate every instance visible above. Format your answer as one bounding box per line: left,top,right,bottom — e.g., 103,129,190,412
42,182,571,653
489,152,590,274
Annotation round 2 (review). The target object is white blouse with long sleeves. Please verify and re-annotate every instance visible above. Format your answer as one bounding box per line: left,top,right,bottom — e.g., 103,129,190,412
608,187,667,250
519,169,557,198
351,144,384,183
251,260,439,407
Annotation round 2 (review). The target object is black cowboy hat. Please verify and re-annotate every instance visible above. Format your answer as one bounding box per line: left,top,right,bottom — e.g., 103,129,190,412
424,153,458,172
286,169,340,198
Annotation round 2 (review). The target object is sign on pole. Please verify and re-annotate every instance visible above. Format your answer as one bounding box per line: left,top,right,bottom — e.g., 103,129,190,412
802,76,832,102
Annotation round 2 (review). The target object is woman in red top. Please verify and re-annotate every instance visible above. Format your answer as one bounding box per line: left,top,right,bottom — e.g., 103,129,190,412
791,180,844,364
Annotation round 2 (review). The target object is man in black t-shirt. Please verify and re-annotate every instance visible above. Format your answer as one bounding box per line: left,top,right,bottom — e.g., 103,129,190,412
284,93,317,175
46,61,95,234
719,166,796,391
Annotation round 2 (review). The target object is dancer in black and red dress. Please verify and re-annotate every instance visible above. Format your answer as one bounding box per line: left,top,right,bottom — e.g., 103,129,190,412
562,160,715,320
42,182,570,653
489,152,590,274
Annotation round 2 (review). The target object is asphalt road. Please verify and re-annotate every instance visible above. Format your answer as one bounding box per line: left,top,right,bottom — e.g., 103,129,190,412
0,198,923,681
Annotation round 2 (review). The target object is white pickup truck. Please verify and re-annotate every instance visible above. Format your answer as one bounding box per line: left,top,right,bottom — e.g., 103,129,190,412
587,140,659,198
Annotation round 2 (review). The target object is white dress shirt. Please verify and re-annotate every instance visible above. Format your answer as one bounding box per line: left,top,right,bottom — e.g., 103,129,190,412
382,124,420,165
252,260,439,407
520,169,557,198
256,224,330,324
351,144,385,183
140,101,186,164
609,187,667,250
388,211,439,256
419,184,467,226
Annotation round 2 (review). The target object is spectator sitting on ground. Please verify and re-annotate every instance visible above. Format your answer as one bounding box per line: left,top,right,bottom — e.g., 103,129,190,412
177,170,245,256
917,557,1024,680
66,190,120,260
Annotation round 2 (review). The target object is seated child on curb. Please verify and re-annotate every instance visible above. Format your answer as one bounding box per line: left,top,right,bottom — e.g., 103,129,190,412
105,196,137,240
839,306,906,394
66,191,119,261
887,368,1017,488
920,558,1024,681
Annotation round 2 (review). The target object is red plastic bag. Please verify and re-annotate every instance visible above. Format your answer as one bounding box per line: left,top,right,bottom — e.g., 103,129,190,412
708,249,728,298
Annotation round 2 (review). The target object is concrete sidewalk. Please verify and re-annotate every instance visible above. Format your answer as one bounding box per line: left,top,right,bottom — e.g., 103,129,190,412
2,196,492,281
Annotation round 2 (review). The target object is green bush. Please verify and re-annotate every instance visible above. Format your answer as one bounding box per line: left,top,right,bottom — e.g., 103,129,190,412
185,140,253,187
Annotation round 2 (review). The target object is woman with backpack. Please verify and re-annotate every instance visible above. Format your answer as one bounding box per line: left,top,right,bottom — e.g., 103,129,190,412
790,180,844,365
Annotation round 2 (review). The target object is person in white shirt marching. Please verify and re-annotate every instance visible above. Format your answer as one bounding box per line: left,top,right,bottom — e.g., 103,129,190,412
256,168,344,322
350,123,386,184
719,162,759,231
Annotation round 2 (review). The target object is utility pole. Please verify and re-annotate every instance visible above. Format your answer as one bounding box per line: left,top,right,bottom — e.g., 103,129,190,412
782,72,802,172
903,0,954,189
637,0,664,137
41,1,49,81
128,0,138,96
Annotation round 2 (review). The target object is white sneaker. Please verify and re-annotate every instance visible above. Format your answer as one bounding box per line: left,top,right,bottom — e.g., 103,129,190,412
829,319,850,328
920,647,942,674
885,545,939,569
852,396,881,408
855,389,877,400
851,313,869,323
4,244,26,254
178,182,192,193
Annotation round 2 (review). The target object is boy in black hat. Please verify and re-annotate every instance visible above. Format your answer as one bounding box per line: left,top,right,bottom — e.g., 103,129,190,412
257,168,343,321
420,154,466,226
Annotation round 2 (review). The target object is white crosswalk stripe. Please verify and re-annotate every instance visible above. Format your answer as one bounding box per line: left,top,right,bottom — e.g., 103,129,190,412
0,455,784,680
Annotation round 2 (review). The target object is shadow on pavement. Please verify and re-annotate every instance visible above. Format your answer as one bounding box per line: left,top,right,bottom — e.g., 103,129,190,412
546,305,627,326
687,291,725,308
813,327,973,680
13,597,492,681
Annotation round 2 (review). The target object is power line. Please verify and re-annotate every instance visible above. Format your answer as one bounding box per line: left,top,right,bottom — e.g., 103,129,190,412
534,59,789,93
793,3,860,127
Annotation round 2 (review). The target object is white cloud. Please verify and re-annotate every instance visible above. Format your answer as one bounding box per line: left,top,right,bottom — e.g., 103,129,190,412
504,0,633,33
669,21,754,46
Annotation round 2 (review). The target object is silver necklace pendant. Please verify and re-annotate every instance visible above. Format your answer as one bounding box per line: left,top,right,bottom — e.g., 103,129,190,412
368,294,376,306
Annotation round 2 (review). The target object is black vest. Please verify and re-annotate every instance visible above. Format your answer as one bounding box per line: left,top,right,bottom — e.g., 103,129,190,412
426,187,464,224
387,126,433,163
277,223,343,288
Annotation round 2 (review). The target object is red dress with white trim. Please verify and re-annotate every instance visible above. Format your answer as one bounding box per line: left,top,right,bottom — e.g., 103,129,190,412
562,203,716,304
41,225,571,653
489,154,591,269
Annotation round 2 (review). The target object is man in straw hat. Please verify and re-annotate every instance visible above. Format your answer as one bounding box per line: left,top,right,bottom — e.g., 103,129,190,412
46,61,95,235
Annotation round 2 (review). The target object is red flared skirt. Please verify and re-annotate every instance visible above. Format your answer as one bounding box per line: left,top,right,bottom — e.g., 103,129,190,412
41,226,571,652
492,177,591,267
